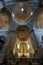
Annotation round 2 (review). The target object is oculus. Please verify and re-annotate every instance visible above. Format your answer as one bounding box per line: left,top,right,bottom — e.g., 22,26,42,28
12,3,33,25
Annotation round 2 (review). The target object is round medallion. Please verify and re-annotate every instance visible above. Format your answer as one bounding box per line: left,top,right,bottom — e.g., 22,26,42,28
0,8,12,30
34,8,43,28
16,26,31,41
